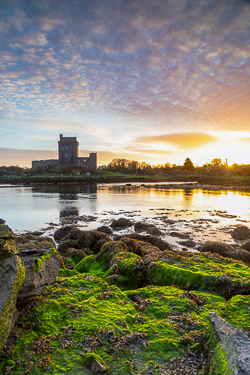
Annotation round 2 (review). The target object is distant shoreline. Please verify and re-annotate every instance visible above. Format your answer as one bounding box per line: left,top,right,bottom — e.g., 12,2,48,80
1,174,250,193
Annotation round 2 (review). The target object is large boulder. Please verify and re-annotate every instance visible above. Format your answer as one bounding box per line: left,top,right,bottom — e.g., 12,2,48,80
14,234,60,300
232,225,250,241
0,224,18,260
0,256,26,350
17,247,60,300
209,312,250,374
199,241,250,266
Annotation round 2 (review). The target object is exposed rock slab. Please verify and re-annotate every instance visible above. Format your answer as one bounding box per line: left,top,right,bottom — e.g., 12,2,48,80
209,312,250,375
221,328,250,375
0,255,26,350
209,312,233,343
17,247,60,300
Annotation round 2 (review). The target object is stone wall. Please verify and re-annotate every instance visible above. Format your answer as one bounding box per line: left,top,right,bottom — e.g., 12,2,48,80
77,153,97,169
32,159,59,168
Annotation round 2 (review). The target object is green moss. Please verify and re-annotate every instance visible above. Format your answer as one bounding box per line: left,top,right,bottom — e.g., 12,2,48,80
34,248,57,273
74,255,95,273
209,344,231,375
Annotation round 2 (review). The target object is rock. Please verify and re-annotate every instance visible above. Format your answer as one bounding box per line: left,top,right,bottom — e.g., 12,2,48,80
82,352,108,373
0,224,18,260
15,233,56,250
66,248,86,263
209,312,233,344
90,359,107,373
232,225,250,240
178,240,196,248
110,217,134,230
0,219,6,224
134,222,162,236
96,225,113,235
17,247,60,300
121,238,146,257
58,239,80,255
169,231,190,239
114,233,172,251
220,329,250,375
209,312,250,375
199,241,250,266
54,225,74,241
0,255,26,350
62,229,111,253
29,231,44,236
241,240,250,252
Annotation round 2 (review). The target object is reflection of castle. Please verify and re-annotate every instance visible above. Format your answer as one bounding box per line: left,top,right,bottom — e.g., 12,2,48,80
32,134,97,169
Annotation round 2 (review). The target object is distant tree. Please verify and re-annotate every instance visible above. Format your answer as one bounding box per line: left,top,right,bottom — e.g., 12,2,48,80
183,157,194,171
211,158,222,167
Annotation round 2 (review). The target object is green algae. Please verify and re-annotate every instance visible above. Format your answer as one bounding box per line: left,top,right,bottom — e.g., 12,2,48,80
34,248,57,272
208,344,231,375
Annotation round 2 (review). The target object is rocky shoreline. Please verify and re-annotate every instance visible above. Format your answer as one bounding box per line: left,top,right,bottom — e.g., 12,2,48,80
1,219,250,375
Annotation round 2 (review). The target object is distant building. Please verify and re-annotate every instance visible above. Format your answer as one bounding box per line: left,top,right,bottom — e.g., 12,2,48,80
32,134,97,169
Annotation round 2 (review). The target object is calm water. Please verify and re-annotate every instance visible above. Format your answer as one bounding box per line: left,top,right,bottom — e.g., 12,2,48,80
1,182,250,247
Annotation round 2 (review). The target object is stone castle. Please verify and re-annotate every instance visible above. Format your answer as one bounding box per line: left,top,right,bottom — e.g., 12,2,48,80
32,134,97,169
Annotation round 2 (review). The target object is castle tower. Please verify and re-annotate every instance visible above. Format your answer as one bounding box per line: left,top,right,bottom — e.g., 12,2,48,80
58,134,79,165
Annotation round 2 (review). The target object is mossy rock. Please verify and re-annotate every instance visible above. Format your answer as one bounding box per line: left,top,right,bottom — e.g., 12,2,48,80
109,251,146,289
96,241,127,267
66,248,86,264
199,241,250,266
1,273,249,374
115,233,172,251
82,351,107,369
148,250,250,298
120,238,146,257
0,256,26,350
74,255,95,273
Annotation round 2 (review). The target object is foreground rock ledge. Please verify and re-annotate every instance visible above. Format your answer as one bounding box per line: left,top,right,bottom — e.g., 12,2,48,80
0,256,26,351
209,312,250,374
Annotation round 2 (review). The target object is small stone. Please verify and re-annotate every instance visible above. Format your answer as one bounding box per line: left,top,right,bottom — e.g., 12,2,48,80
90,359,107,373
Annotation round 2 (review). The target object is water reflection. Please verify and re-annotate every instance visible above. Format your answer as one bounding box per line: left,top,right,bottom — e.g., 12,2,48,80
1,182,250,232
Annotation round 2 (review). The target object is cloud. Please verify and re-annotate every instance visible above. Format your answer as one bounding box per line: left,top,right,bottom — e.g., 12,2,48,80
0,0,250,153
134,132,219,150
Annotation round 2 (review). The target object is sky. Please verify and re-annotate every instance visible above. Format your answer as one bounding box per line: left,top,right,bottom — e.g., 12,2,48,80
0,0,250,167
